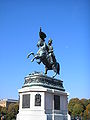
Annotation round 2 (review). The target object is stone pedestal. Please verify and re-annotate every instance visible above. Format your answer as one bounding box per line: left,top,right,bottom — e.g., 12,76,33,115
17,72,68,120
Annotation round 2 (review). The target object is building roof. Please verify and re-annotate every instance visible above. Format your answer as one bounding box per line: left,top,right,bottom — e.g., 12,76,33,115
0,99,18,102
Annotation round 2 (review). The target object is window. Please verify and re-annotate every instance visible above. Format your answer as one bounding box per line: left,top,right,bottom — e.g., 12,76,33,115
35,94,41,106
22,94,30,108
54,95,60,110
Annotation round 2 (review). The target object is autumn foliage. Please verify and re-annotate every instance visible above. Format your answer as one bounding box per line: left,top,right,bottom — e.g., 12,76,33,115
68,98,90,120
0,103,19,120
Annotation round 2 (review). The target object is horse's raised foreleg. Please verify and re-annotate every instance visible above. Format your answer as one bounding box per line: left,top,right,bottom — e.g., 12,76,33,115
31,54,40,62
27,52,35,58
31,57,36,62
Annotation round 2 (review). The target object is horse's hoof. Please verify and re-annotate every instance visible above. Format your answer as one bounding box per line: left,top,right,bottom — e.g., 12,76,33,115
30,52,34,55
52,75,55,78
27,55,29,58
31,59,34,62
44,73,47,76
37,61,41,64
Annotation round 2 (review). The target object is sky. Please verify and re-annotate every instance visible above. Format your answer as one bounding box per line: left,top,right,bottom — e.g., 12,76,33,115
0,0,90,100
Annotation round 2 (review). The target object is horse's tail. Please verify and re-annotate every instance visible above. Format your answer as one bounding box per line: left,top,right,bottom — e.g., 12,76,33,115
57,63,60,75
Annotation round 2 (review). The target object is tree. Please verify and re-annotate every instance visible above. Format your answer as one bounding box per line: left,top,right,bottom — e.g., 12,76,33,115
6,103,19,120
86,104,90,119
0,106,2,111
68,98,90,120
0,106,7,120
1,107,7,115
68,98,79,115
13,103,19,115
0,106,2,118
80,98,88,110
72,103,84,118
88,99,90,104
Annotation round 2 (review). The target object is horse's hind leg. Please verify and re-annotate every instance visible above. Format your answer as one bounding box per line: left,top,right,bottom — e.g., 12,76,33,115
45,67,47,75
52,72,57,78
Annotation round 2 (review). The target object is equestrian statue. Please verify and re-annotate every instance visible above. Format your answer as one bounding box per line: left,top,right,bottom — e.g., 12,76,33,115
27,27,60,78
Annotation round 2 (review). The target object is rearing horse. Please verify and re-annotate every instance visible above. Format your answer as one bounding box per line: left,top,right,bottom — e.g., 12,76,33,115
27,39,60,78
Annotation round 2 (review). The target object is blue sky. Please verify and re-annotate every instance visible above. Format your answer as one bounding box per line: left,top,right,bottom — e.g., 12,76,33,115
0,0,90,100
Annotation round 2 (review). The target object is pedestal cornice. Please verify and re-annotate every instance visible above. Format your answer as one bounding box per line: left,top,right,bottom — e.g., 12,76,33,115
22,72,65,91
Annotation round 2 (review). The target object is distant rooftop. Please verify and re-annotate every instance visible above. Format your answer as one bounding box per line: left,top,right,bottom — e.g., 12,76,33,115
0,98,18,102
0,98,18,108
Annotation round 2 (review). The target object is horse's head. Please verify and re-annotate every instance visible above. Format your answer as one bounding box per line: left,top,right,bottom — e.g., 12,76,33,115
37,38,45,48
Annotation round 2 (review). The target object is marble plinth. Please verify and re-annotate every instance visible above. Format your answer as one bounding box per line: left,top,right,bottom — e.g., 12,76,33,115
17,72,68,120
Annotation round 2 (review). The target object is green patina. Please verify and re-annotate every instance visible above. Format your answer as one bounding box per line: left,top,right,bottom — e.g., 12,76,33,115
22,72,65,91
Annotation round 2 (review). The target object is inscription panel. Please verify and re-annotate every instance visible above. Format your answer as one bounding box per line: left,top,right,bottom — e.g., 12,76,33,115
35,94,41,106
22,94,30,108
54,95,60,110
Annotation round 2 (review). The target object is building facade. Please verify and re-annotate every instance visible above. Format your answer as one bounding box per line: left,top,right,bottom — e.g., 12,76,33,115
0,99,18,108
